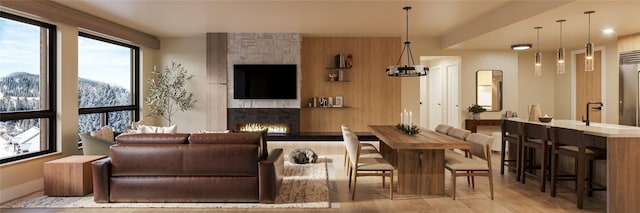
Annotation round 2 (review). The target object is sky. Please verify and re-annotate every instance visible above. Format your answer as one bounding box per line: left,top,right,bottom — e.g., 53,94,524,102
0,17,131,89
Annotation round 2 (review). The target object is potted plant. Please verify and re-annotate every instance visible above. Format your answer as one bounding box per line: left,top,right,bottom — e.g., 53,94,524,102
467,104,487,120
145,62,197,125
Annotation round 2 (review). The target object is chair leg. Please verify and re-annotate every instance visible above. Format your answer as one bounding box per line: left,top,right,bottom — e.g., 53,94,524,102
587,160,594,197
452,171,457,200
577,153,586,209
348,167,353,189
382,172,385,188
389,170,394,200
471,173,475,189
540,145,548,193
489,172,494,200
351,174,358,200
500,140,507,175
551,152,558,197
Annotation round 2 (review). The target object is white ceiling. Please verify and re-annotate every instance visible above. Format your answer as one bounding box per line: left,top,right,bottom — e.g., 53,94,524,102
52,0,640,51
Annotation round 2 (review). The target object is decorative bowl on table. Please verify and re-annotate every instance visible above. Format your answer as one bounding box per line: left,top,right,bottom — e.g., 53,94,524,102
538,117,553,123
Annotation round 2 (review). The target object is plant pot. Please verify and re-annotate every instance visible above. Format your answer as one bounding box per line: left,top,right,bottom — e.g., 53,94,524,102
472,113,481,120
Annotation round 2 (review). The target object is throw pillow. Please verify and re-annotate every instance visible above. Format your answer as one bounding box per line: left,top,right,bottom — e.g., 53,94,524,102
90,126,114,141
138,124,178,133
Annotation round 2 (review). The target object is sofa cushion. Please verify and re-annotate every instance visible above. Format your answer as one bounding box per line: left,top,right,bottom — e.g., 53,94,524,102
116,133,190,144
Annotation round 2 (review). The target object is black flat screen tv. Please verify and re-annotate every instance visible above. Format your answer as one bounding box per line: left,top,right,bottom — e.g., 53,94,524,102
233,64,297,99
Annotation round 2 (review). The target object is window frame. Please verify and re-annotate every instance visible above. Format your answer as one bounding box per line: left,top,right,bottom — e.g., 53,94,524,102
0,12,57,164
77,32,140,133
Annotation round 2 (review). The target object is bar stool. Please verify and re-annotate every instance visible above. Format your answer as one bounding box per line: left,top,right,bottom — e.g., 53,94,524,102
520,122,550,192
550,126,606,209
500,119,523,181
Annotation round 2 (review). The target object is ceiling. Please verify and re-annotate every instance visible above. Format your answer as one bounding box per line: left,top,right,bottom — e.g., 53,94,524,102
51,0,640,51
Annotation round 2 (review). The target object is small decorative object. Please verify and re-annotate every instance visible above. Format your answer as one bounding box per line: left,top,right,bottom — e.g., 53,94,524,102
528,103,541,121
396,123,421,135
328,97,333,107
345,54,353,68
334,96,343,107
397,109,420,135
538,114,553,123
319,97,327,107
328,73,338,81
288,148,318,164
467,104,487,120
335,54,345,68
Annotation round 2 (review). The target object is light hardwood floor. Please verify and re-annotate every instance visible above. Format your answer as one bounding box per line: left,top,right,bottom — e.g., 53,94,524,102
2,142,606,213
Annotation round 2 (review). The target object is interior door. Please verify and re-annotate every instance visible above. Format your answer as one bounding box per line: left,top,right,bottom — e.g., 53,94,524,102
575,51,602,122
446,64,460,128
429,66,443,129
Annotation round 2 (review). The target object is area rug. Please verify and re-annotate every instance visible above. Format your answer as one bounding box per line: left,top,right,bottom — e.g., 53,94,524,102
1,157,333,209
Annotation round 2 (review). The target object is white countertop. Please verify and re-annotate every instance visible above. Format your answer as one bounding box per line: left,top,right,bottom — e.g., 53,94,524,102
508,118,640,138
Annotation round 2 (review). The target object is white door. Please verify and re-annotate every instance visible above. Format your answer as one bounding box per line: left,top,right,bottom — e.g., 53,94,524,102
429,67,443,129
446,64,460,128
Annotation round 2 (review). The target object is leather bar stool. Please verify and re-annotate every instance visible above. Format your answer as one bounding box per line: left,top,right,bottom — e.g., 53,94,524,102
550,126,606,209
500,119,523,181
520,122,550,192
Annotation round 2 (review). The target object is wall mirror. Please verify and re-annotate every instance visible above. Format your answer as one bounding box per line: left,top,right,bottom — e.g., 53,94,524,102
476,70,503,111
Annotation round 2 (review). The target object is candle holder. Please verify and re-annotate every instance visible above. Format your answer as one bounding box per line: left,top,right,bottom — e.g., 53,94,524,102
395,123,421,135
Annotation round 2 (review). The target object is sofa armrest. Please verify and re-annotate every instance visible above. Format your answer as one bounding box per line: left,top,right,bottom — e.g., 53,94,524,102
92,157,111,203
258,148,284,203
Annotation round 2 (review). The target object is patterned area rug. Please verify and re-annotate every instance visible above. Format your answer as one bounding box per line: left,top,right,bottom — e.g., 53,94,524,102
1,157,332,209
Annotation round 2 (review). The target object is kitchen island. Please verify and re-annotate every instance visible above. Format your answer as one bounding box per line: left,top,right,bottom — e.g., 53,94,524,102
509,118,640,212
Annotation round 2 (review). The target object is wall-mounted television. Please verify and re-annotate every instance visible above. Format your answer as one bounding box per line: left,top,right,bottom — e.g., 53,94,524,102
233,64,297,99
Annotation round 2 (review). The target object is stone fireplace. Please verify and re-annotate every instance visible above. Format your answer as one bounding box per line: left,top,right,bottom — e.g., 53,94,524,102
227,108,300,135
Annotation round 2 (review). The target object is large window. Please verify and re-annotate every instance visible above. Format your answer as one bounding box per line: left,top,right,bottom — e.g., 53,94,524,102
77,32,139,135
0,12,57,164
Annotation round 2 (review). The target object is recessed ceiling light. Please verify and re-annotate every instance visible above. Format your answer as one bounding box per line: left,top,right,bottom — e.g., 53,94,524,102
603,28,614,34
511,44,532,50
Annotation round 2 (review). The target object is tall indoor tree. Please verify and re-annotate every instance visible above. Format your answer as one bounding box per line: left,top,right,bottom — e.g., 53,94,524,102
145,62,197,125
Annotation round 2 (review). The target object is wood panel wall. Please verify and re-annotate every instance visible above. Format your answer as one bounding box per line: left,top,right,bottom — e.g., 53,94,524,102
300,37,401,133
575,51,602,122
206,33,228,131
618,32,640,52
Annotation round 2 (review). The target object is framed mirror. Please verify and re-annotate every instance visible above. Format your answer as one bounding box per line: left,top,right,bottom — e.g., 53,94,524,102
476,70,503,111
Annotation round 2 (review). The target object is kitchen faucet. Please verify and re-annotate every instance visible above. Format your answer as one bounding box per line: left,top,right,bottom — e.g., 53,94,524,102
584,101,603,126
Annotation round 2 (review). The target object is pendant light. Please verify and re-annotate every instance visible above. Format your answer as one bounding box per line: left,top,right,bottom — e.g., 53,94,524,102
534,26,542,76
584,11,595,72
556,19,566,74
386,6,429,77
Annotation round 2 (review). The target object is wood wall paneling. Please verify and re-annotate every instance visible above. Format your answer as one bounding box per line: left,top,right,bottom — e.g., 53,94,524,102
206,33,228,130
618,32,640,53
300,37,401,133
575,51,602,122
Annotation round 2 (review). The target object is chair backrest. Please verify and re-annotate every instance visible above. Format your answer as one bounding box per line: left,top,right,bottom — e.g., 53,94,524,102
524,123,549,141
435,124,454,134
343,132,361,167
550,126,583,147
465,133,494,161
502,119,523,138
448,128,471,140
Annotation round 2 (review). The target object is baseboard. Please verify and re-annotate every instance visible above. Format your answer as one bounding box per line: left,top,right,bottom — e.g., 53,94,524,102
0,178,43,203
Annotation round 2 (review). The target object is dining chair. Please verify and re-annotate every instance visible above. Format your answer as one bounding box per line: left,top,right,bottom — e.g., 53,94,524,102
435,124,453,134
343,132,394,200
520,122,551,192
444,133,494,200
341,124,380,170
550,126,606,209
501,119,523,181
446,128,472,157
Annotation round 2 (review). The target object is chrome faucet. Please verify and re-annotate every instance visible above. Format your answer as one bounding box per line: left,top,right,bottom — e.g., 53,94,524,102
584,101,603,126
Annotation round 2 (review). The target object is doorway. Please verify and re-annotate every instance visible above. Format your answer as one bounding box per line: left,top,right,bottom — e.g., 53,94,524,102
422,56,461,129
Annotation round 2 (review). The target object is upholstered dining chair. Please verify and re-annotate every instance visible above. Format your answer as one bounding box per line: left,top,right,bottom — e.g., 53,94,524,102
447,128,471,140
340,124,381,173
501,119,523,181
435,124,454,134
343,132,394,200
520,122,551,192
444,133,494,200
550,126,606,209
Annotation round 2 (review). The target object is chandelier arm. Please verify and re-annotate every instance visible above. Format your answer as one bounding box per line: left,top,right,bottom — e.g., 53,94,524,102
396,43,408,65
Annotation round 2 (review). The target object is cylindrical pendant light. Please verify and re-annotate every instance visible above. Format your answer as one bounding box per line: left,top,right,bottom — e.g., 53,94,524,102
534,26,542,76
584,11,595,72
556,19,566,74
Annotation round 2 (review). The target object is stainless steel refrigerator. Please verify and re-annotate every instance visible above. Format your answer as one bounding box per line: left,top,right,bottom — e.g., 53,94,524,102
619,51,640,127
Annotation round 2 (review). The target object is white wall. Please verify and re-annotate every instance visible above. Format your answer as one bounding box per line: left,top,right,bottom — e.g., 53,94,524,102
157,35,208,133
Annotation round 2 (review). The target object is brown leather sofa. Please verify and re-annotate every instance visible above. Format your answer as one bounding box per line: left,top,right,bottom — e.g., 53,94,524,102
92,132,284,203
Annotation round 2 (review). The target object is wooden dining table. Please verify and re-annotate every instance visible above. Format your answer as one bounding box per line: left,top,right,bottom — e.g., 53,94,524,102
368,125,470,195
